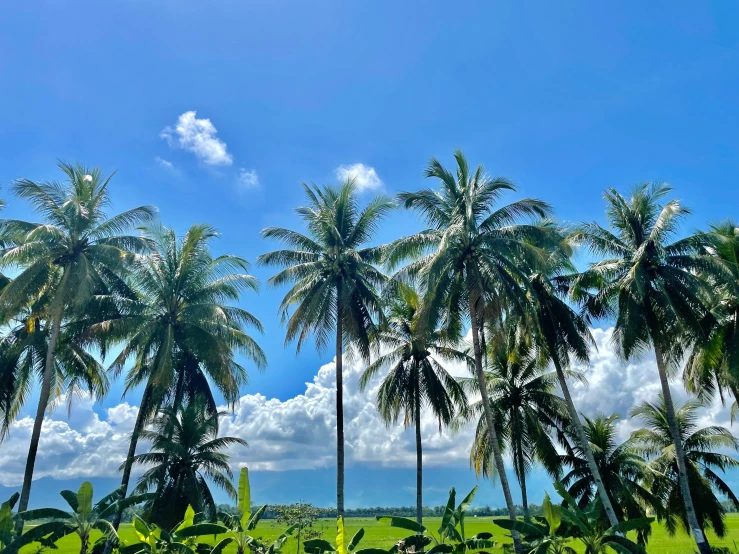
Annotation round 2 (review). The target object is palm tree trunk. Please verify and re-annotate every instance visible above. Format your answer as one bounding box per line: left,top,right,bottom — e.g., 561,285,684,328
103,384,153,554
515,441,530,522
468,292,523,554
551,357,621,529
335,308,345,519
17,307,64,516
415,394,423,527
653,342,711,554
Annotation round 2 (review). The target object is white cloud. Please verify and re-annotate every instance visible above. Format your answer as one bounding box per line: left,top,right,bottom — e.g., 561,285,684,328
161,111,233,166
237,168,259,190
155,157,175,170
0,327,734,486
335,163,383,192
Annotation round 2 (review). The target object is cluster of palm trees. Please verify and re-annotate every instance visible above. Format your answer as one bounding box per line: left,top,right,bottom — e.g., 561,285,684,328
1,154,739,554
0,164,265,543
260,152,739,554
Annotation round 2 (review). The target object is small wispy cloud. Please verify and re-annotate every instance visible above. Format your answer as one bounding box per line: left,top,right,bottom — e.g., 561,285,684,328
161,111,232,166
335,163,383,192
155,157,175,170
237,168,260,190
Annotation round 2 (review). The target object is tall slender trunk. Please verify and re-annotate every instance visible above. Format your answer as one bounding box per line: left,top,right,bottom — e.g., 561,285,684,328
103,385,153,554
415,393,423,527
515,439,530,522
551,357,620,528
17,306,65,516
336,308,345,519
653,343,711,554
295,528,302,554
468,291,523,553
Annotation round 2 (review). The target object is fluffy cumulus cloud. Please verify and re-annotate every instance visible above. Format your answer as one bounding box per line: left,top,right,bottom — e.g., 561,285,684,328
335,163,383,192
0,327,734,486
0,392,145,486
161,111,233,166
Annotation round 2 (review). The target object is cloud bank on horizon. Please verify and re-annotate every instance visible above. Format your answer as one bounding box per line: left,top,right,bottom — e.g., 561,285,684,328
0,327,733,487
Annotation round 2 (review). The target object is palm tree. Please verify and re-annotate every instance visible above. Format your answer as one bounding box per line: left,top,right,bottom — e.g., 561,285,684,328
560,414,661,545
572,183,721,553
0,162,155,515
523,244,624,530
385,150,551,551
97,223,266,536
0,296,109,442
358,283,468,525
630,396,739,538
461,325,571,521
258,180,393,517
684,221,739,412
130,400,246,530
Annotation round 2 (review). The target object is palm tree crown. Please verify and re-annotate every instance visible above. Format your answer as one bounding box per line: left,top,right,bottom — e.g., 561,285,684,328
560,414,660,544
359,283,468,524
630,395,739,538
106,223,266,413
461,327,570,520
130,401,246,530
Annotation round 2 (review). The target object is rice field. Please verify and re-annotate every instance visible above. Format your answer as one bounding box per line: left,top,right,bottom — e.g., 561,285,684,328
23,514,739,554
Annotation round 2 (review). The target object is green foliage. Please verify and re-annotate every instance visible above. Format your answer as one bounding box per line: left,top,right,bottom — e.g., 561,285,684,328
258,180,393,358
18,482,151,554
629,395,739,537
130,401,247,531
212,468,295,554
459,323,570,512
494,484,652,554
304,517,385,554
120,506,228,554
559,414,660,545
274,502,321,554
378,487,497,554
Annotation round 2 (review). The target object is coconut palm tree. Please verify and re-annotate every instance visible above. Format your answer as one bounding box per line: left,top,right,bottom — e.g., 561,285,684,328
385,150,551,551
258,180,393,517
460,325,571,521
630,396,739,538
0,162,155,515
572,183,722,553
523,251,624,530
684,221,739,413
96,223,266,537
0,295,109,442
358,283,468,525
560,414,661,545
129,400,246,530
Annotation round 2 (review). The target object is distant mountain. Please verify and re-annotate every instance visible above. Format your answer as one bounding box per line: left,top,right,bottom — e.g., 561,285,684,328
0,466,560,510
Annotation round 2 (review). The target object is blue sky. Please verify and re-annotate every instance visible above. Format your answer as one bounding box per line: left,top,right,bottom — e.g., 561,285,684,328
1,1,739,507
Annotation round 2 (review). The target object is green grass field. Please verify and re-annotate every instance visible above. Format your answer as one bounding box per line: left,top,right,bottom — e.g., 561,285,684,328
25,515,739,554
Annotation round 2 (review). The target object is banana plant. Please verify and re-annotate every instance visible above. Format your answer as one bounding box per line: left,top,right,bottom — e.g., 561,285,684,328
212,467,295,554
121,506,227,554
378,487,497,554
18,482,153,554
1,493,66,554
493,483,652,554
304,516,387,554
